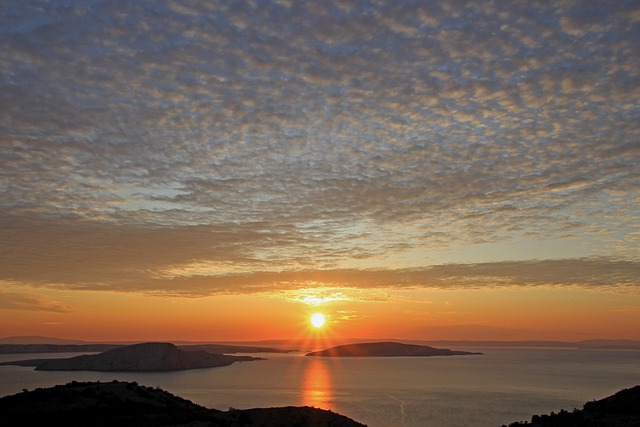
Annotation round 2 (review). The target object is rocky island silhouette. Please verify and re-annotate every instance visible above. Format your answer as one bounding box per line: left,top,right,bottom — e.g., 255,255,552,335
1,342,262,371
306,341,482,357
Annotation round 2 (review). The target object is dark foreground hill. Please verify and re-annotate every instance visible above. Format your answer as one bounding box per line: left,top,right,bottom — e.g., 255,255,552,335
502,385,640,427
306,341,482,357
1,342,262,371
0,380,366,427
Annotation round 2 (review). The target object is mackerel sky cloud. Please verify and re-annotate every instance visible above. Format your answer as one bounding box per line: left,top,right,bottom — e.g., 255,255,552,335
1,0,639,299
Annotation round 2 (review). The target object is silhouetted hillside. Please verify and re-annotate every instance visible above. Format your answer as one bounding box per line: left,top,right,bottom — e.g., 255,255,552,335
0,380,367,426
502,386,640,427
306,341,482,357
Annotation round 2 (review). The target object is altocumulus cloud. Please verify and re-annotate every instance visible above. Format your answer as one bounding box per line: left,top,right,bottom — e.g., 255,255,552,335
0,290,72,313
1,1,639,296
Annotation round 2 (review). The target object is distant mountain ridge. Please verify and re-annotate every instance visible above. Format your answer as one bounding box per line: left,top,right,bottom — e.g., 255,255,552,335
0,336,87,345
0,380,366,427
0,342,290,355
2,336,639,352
424,339,640,350
0,343,120,354
306,341,482,357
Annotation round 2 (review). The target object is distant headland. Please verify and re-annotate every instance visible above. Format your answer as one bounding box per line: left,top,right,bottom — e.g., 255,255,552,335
306,341,482,357
0,380,367,427
1,342,262,372
0,337,293,355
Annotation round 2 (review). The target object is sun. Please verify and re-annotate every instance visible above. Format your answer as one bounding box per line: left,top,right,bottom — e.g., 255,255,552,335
310,313,326,329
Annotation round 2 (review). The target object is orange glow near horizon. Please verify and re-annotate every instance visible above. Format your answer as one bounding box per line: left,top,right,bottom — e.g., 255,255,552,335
1,285,640,343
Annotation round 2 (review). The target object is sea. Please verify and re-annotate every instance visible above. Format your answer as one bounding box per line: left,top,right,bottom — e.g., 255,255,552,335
1,347,639,427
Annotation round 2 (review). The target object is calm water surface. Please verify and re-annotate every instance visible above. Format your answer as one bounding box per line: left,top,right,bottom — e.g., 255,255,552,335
1,348,639,427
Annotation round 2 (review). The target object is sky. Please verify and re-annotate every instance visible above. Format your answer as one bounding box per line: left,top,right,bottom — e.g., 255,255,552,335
1,0,639,343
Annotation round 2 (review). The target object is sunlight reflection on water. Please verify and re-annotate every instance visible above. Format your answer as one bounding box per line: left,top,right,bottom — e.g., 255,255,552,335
302,357,332,409
2,349,640,427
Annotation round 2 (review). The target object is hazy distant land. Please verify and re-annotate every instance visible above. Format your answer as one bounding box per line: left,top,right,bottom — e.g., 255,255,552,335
0,343,121,354
306,341,482,357
424,339,640,350
3,336,638,353
0,337,292,355
0,342,262,372
0,380,366,427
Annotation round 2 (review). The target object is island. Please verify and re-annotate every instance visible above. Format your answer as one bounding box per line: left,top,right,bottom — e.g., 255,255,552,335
1,342,262,371
0,380,367,427
502,385,640,427
305,341,482,357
